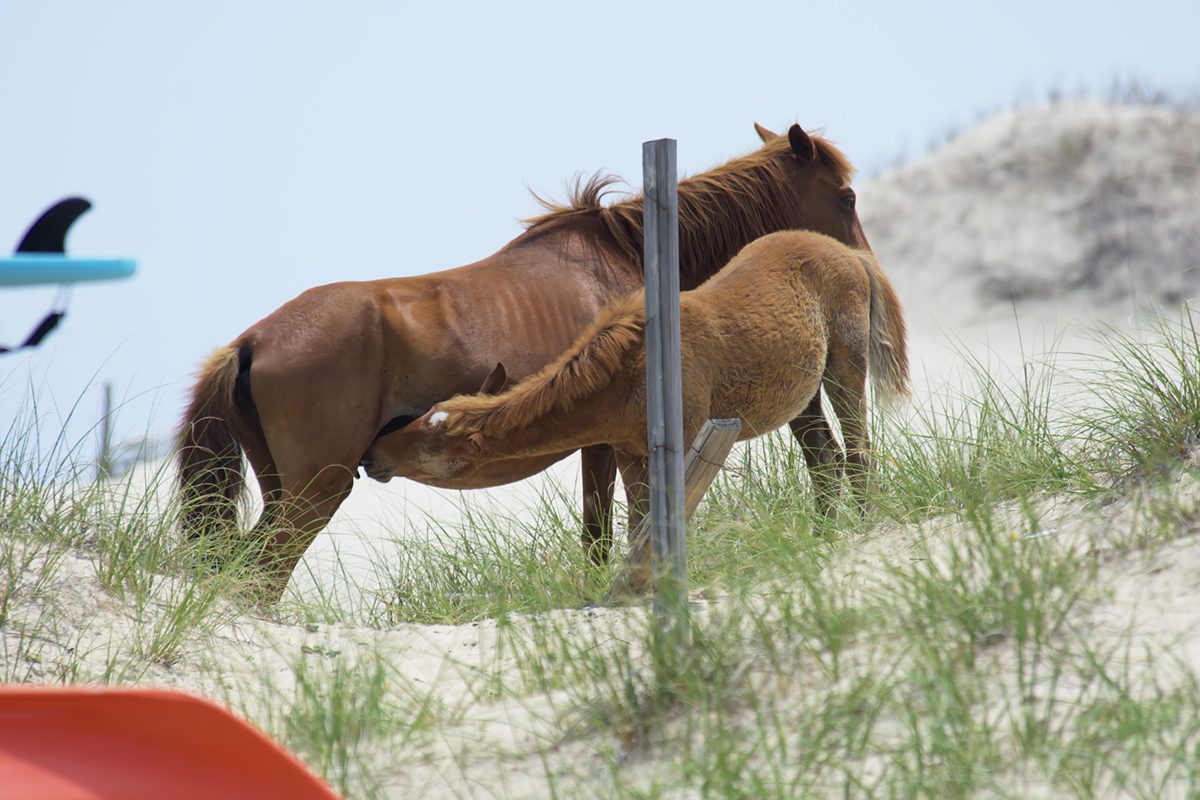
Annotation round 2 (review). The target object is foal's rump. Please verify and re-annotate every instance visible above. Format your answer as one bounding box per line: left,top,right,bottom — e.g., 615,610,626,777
735,230,909,405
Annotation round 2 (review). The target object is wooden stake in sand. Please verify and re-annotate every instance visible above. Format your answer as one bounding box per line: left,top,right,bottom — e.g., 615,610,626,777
636,137,744,646
641,138,687,642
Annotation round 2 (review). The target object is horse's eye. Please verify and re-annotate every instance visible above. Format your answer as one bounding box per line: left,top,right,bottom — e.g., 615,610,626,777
841,191,856,210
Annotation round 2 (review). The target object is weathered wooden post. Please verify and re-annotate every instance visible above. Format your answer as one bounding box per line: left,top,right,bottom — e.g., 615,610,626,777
642,137,688,645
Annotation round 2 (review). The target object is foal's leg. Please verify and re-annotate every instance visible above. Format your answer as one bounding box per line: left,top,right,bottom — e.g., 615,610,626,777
580,444,618,565
614,453,653,594
822,350,871,510
788,391,845,518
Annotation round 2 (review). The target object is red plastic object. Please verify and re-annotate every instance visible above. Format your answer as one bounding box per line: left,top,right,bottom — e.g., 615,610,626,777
0,687,342,799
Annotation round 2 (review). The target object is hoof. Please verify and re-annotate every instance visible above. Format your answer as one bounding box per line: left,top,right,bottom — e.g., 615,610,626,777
604,566,653,603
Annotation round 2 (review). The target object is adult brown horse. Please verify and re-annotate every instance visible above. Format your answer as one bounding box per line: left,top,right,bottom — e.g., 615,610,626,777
178,123,871,600
358,230,909,590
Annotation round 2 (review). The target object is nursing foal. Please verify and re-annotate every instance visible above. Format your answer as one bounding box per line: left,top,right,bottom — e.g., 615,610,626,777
361,230,909,582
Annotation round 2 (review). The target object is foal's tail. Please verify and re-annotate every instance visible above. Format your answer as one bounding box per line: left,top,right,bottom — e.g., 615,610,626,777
176,343,254,539
440,294,646,437
857,252,910,404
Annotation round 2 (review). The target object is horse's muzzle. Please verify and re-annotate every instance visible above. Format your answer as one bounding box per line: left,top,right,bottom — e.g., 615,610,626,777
358,458,394,483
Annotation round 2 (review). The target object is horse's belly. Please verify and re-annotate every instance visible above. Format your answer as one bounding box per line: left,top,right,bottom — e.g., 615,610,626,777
713,371,822,438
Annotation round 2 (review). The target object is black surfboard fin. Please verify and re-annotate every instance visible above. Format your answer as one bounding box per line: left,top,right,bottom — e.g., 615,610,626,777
15,197,93,253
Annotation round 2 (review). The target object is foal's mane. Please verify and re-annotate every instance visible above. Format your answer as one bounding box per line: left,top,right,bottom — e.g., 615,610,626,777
525,132,855,289
438,293,646,438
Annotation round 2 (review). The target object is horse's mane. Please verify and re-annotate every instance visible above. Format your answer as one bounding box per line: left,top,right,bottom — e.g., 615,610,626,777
524,132,855,289
438,293,646,438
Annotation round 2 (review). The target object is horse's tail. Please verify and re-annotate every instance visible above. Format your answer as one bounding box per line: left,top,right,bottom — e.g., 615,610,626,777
856,251,910,404
176,342,254,539
440,294,646,437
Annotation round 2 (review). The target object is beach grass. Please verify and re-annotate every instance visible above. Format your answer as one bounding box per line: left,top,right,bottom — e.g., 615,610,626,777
2,308,1199,797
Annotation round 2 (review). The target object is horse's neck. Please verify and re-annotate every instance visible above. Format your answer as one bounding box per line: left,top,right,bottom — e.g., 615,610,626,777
663,184,797,289
480,406,607,463
479,374,638,463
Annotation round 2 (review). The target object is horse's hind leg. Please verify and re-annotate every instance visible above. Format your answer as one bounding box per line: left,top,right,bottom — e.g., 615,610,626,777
581,445,617,565
251,463,356,603
789,392,845,518
822,345,871,510
241,436,281,552
249,408,372,602
245,348,381,602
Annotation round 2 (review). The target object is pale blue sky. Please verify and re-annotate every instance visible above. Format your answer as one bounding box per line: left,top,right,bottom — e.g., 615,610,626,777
2,0,1197,457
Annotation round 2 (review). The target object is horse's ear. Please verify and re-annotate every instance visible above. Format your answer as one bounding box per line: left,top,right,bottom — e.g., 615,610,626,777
788,124,816,161
753,122,777,143
479,362,508,395
468,432,486,452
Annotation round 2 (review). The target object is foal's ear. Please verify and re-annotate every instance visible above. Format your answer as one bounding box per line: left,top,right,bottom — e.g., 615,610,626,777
479,362,508,395
788,124,816,162
468,432,486,452
753,122,777,142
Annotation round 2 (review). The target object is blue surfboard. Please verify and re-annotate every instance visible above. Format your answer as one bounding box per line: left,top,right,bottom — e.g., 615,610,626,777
0,254,136,287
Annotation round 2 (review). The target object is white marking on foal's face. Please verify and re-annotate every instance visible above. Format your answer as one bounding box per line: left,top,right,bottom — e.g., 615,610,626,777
428,411,449,428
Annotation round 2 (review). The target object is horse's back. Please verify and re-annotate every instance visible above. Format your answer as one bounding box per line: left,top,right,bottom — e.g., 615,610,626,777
243,280,387,351
234,239,632,431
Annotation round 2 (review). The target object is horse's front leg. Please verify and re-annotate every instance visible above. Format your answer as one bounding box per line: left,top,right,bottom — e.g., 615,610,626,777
580,444,617,565
788,390,845,518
